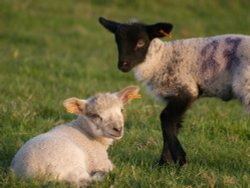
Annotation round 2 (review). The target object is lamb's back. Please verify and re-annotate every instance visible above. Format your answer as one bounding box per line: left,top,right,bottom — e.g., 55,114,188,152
11,125,88,179
137,35,250,101
194,34,250,99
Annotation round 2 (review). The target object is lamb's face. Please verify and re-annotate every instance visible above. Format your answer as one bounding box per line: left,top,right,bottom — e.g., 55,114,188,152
114,24,151,72
99,17,173,72
86,94,125,140
63,85,140,140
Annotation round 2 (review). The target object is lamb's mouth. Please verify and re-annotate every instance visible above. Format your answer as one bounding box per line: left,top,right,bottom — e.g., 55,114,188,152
118,61,133,72
108,131,123,139
119,67,132,72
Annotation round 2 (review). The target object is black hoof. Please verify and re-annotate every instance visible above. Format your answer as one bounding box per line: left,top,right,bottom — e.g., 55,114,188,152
158,157,172,166
158,158,166,166
178,157,186,167
158,156,186,167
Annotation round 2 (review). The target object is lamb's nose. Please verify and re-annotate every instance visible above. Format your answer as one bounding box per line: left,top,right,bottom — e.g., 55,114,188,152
123,62,128,67
118,61,130,72
113,127,122,133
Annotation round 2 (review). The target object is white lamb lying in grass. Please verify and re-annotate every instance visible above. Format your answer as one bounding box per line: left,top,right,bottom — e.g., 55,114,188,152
10,85,140,186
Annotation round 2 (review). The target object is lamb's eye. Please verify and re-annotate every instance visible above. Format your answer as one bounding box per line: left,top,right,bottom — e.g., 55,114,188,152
121,108,126,118
88,113,102,121
136,40,145,48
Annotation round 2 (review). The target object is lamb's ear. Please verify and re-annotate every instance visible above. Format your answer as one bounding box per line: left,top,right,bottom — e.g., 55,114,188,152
99,17,120,33
116,86,140,104
146,23,173,39
63,98,87,115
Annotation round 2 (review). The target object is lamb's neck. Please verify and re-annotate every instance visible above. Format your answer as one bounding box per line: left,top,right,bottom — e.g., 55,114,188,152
71,116,95,138
95,137,114,150
72,116,113,149
133,38,171,83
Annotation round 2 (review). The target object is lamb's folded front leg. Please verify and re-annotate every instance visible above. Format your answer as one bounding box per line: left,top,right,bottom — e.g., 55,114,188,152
90,158,114,181
159,93,197,166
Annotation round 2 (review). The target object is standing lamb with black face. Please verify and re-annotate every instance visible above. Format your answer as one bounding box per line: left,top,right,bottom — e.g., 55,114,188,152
99,17,250,166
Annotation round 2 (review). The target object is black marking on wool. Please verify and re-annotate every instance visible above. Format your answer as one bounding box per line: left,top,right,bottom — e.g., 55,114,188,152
171,49,184,64
159,73,178,90
200,40,219,75
155,46,184,90
223,37,242,70
166,66,175,76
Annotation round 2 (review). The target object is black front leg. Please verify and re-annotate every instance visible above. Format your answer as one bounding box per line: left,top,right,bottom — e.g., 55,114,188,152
159,96,194,166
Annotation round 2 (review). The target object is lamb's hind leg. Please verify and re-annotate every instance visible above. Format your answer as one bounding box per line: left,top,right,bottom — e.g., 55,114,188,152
159,94,196,166
66,167,91,187
232,64,250,114
90,171,107,182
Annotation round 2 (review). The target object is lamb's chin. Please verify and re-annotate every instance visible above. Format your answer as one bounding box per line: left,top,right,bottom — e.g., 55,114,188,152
132,65,141,80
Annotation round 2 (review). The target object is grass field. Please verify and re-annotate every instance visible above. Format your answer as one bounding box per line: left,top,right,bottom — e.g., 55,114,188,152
0,0,250,187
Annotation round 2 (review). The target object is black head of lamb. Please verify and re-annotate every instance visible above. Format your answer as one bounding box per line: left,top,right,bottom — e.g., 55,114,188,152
99,17,173,72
